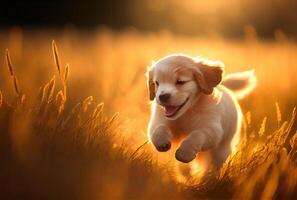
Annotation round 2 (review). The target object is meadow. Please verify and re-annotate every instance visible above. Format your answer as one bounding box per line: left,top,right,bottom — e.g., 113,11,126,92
0,27,297,199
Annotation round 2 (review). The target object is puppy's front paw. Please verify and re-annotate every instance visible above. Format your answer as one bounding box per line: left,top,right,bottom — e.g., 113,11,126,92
152,127,172,152
155,142,171,152
175,148,196,163
152,134,171,152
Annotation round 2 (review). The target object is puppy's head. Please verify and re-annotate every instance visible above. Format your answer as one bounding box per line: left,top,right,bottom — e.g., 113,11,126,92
147,54,224,120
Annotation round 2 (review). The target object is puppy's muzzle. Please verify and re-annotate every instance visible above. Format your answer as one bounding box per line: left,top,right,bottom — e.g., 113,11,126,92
159,93,171,103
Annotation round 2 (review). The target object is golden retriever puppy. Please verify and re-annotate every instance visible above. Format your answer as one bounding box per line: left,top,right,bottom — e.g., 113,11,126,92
147,54,256,168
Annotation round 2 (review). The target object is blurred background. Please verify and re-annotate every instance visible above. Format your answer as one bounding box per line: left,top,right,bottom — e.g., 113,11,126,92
1,0,297,39
1,1,297,199
0,0,296,131
0,0,297,131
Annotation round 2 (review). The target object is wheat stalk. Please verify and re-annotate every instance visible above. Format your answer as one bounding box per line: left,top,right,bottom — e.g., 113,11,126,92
108,112,119,125
92,103,104,119
5,49,22,97
13,76,21,95
65,64,70,81
130,140,149,159
55,90,65,114
52,40,68,100
258,117,267,137
52,40,61,76
55,90,64,104
41,82,50,104
46,76,56,103
245,111,251,126
275,102,282,127
82,96,94,113
5,49,14,76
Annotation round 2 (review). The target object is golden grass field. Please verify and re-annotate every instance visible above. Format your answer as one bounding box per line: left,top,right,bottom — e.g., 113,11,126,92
1,28,297,199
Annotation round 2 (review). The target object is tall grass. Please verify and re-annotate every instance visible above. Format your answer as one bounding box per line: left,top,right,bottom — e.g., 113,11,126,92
192,107,297,199
0,29,297,199
0,43,185,199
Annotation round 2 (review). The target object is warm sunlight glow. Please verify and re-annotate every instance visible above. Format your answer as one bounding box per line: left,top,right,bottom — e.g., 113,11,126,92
189,159,206,176
174,0,239,14
1,26,297,199
173,157,207,184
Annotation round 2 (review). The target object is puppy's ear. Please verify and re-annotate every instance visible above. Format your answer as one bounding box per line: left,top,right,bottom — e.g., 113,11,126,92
146,66,155,101
193,59,224,94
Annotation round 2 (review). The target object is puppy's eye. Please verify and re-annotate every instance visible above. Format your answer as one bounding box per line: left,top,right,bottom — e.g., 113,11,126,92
176,80,186,85
155,81,159,86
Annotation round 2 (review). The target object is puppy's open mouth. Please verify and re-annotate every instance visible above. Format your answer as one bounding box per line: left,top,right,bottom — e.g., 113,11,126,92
163,97,189,118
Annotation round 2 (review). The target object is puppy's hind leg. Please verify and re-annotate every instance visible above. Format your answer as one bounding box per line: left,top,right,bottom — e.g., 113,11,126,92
175,124,223,163
210,142,232,169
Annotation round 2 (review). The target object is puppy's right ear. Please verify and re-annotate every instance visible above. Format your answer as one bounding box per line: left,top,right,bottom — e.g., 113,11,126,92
192,59,224,95
146,65,155,101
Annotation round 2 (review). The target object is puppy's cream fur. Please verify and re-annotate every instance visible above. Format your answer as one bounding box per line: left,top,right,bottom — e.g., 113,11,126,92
147,54,256,168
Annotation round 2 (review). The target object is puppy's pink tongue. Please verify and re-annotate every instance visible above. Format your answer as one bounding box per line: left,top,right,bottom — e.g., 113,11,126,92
164,105,179,117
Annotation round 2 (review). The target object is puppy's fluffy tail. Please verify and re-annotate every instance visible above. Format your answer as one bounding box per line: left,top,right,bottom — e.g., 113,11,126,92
221,70,257,99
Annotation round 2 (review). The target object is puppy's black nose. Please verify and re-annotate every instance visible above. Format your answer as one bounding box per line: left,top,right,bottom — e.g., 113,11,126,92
159,93,171,102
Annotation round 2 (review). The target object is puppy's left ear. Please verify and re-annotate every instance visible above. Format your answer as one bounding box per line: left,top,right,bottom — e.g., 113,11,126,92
193,60,224,94
146,66,155,101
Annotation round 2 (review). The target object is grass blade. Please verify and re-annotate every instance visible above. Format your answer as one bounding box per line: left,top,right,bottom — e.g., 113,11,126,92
52,40,61,76
5,49,14,76
65,64,70,81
